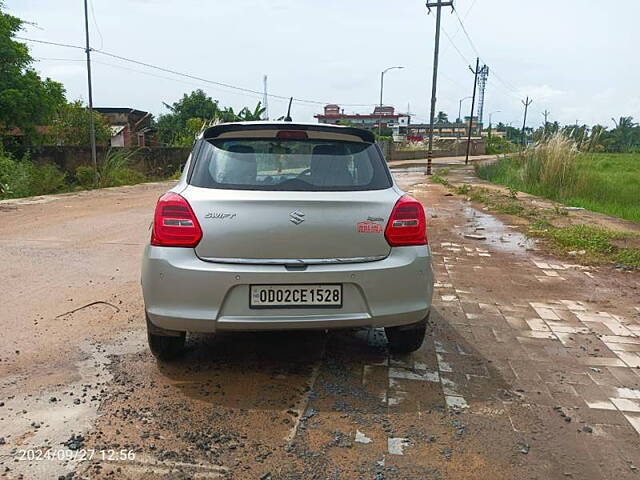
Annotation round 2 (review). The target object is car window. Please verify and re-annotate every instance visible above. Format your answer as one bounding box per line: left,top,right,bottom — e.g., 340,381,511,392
189,138,391,191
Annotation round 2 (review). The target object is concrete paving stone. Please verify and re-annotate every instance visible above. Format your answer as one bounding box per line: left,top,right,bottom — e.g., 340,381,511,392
478,303,501,313
388,367,439,383
508,360,544,382
542,269,561,277
518,331,558,341
607,367,640,388
616,387,640,399
551,308,581,322
545,382,579,396
554,332,583,347
582,321,617,336
613,351,640,368
470,325,499,343
610,397,640,413
601,335,640,345
549,325,591,334
578,356,627,367
492,328,521,344
607,343,640,353
573,407,629,426
560,299,587,311
548,264,567,270
505,316,529,330
576,312,614,322
533,261,551,269
624,413,640,434
584,399,618,411
445,395,468,409
529,302,557,309
600,320,635,337
533,307,561,321
526,318,551,332
550,391,588,408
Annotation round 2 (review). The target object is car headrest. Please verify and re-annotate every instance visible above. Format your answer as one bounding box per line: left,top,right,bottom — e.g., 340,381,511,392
312,144,349,156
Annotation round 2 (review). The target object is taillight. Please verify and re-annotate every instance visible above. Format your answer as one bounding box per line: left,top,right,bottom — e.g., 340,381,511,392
276,130,308,139
151,192,202,247
384,195,428,246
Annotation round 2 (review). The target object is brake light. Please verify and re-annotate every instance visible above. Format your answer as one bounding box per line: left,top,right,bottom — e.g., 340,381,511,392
276,130,308,139
151,192,202,247
385,195,428,246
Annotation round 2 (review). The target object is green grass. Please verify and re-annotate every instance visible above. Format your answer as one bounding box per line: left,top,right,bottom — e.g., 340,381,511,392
528,224,640,269
476,152,640,223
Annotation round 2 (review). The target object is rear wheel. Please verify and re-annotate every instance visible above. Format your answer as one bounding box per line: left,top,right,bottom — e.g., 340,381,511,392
146,315,185,361
385,315,428,353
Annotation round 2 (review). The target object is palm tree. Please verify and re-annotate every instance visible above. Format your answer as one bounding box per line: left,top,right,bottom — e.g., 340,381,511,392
611,116,638,152
435,111,449,124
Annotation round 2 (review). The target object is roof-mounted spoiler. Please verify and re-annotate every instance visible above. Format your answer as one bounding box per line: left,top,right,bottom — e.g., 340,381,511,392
202,123,376,143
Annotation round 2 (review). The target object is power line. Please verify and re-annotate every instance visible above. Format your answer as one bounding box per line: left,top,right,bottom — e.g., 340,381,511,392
16,36,84,50
453,8,480,58
16,36,378,109
88,0,104,50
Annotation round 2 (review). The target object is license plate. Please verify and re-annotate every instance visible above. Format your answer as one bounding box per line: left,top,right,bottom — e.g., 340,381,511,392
250,284,342,309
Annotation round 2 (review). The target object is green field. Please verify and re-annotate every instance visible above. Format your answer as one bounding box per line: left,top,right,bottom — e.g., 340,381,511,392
476,153,640,223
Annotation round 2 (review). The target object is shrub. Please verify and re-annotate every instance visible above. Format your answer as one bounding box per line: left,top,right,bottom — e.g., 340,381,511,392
28,163,66,195
486,135,516,155
98,148,142,187
75,166,96,188
0,152,66,199
112,167,147,186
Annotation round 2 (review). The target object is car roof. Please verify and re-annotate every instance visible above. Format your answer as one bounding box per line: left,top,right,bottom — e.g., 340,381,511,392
201,121,376,143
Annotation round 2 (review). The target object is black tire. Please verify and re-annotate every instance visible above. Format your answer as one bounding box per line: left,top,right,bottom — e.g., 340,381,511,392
385,317,428,353
146,317,186,361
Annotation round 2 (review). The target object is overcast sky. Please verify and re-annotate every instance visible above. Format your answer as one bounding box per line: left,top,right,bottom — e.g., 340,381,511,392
7,0,640,128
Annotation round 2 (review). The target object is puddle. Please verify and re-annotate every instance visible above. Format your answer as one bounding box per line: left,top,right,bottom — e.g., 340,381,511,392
457,206,535,254
0,333,145,479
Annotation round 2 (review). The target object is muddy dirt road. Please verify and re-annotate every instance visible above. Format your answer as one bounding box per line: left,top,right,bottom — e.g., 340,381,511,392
1,166,639,479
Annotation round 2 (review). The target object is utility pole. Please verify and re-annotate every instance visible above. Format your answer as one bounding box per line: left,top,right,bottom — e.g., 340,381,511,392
378,66,404,137
83,0,97,181
542,109,550,135
425,0,454,175
521,96,533,147
262,75,269,120
465,57,480,165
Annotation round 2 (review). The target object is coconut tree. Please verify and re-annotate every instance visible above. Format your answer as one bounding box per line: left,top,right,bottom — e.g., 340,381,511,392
610,116,638,152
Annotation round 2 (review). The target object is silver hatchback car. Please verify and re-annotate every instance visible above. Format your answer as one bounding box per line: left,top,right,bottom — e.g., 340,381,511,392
141,122,433,360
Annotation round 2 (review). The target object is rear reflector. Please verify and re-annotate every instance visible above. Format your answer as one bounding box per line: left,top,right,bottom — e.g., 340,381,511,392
384,195,427,246
151,192,202,247
276,130,308,139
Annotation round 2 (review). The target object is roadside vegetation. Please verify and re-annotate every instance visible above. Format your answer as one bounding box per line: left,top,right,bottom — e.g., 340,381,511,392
0,147,154,200
476,133,640,223
430,165,640,270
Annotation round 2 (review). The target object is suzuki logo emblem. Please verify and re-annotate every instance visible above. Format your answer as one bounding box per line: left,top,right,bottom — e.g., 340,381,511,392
289,210,305,225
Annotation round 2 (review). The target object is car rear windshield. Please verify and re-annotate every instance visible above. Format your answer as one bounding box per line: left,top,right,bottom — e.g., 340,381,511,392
189,138,392,191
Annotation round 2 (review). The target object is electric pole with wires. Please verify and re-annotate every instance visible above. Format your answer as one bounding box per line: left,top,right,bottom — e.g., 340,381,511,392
542,109,550,135
521,96,533,146
83,0,98,181
425,0,454,175
465,57,480,165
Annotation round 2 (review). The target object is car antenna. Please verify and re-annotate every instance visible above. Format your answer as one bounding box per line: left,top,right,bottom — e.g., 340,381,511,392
284,97,293,122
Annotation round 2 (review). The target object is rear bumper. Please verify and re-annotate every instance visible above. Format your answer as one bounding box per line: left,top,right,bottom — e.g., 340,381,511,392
142,245,433,333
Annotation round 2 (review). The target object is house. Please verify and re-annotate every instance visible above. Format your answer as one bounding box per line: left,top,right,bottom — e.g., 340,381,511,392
393,117,482,142
314,104,410,130
95,107,156,147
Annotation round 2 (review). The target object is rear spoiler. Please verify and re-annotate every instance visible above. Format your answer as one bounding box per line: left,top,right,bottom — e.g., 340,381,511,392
202,123,376,143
